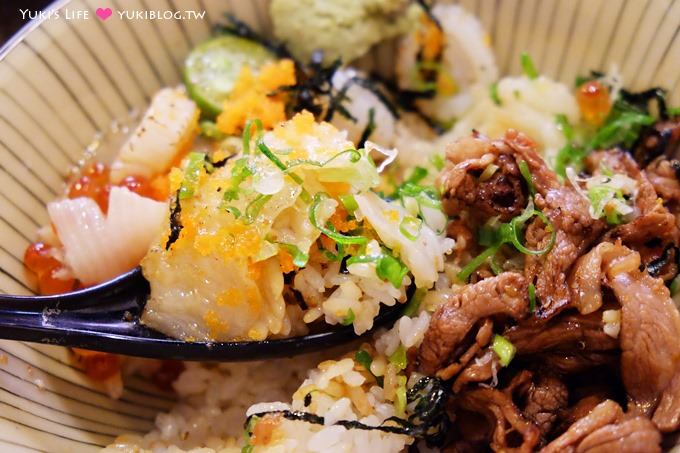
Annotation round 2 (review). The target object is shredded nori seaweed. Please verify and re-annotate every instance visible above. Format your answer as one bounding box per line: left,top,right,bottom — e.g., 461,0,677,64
620,87,668,119
357,107,376,149
165,191,183,250
217,13,292,59
245,376,450,447
647,244,678,278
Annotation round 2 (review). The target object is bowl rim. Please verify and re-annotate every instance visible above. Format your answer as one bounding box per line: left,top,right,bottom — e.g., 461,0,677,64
0,0,71,62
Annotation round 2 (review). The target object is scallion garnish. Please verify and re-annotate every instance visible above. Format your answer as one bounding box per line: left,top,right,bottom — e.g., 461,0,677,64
399,216,422,241
309,192,368,245
242,118,263,155
243,194,272,224
376,253,409,289
518,160,536,196
429,154,445,171
285,149,362,171
225,206,241,219
277,242,309,267
520,52,538,80
339,194,359,213
389,345,407,371
340,308,355,326
492,334,516,367
479,163,499,182
395,375,408,416
403,287,427,317
457,199,556,281
222,157,252,202
489,82,502,106
528,282,536,313
179,152,208,200
355,349,383,386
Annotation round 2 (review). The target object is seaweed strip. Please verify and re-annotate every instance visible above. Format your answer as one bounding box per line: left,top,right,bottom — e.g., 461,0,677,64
647,244,677,277
165,191,183,250
245,376,450,447
216,13,292,59
357,107,376,149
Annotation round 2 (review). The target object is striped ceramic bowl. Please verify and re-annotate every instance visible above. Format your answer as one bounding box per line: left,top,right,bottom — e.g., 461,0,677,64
0,0,678,451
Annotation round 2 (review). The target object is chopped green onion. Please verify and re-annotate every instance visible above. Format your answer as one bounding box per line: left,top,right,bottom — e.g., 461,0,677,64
528,282,536,313
479,163,499,182
518,160,535,197
520,52,538,80
395,375,407,416
399,216,422,241
242,119,263,155
225,206,241,218
376,253,409,289
340,308,355,326
489,82,502,106
243,194,272,224
457,245,500,282
285,149,362,170
309,192,368,245
555,143,588,178
489,255,503,275
200,120,226,140
669,107,680,116
405,166,429,185
555,114,574,142
223,157,253,201
457,199,556,281
339,194,359,213
179,152,207,200
403,287,427,317
355,349,373,371
588,110,654,150
492,334,516,367
671,276,680,296
389,345,407,371
278,242,309,267
355,349,383,386
429,154,445,171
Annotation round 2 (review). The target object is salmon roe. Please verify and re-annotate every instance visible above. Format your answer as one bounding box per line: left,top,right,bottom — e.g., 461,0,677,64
23,241,77,295
576,80,612,126
25,161,169,295
72,348,121,381
68,162,111,212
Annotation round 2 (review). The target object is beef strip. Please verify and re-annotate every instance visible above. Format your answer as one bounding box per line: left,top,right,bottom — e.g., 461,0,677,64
418,272,529,376
506,370,569,441
589,150,680,279
438,318,493,381
540,400,661,453
451,349,499,393
604,247,680,431
540,400,622,453
519,143,607,318
503,312,618,356
439,132,527,222
646,156,680,209
454,387,540,453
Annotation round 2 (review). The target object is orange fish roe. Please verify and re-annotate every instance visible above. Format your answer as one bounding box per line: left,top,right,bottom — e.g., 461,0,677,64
68,162,110,212
24,241,77,295
204,310,229,338
279,249,296,273
577,80,612,126
272,110,316,157
72,348,120,381
329,204,358,233
416,13,444,62
216,59,296,135
251,414,282,446
217,287,244,307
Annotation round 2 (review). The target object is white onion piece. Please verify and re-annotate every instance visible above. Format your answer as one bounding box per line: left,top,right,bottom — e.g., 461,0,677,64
48,187,167,285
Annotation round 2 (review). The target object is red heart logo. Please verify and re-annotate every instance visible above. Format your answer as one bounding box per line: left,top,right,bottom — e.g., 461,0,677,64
96,7,112,21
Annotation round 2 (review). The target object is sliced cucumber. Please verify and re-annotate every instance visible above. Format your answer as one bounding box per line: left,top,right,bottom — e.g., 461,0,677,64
184,35,274,118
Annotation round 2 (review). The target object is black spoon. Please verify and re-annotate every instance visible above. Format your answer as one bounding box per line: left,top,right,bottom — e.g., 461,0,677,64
0,268,403,360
